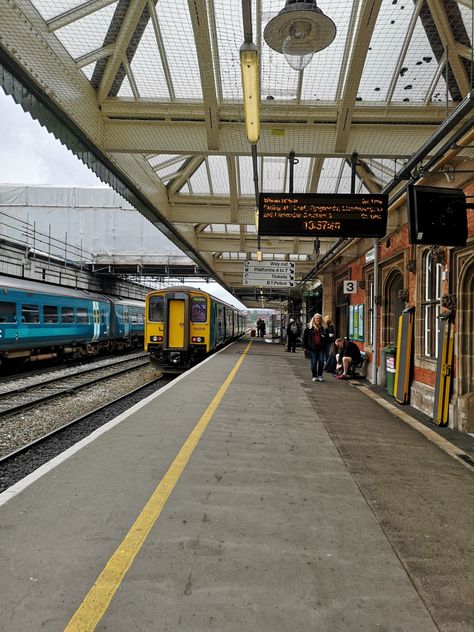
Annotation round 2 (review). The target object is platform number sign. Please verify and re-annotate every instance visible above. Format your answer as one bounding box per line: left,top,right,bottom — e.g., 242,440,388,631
343,280,358,294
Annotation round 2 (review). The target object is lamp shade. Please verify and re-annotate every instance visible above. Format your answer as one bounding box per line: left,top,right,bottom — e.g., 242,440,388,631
264,1,336,70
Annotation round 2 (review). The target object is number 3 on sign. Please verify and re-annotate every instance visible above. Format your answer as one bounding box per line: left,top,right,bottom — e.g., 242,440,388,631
343,280,358,294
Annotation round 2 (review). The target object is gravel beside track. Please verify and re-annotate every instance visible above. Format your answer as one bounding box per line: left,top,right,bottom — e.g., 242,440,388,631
0,365,172,493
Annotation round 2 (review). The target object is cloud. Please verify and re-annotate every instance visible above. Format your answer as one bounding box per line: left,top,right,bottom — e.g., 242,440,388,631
0,91,104,186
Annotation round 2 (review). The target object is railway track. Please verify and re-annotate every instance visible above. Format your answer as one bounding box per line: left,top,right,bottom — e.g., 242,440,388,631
0,354,151,418
0,375,165,469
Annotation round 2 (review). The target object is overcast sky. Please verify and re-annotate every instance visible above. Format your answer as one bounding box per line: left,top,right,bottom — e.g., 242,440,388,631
0,90,246,309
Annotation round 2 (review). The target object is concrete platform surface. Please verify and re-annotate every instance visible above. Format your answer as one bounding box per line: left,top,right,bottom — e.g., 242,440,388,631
0,337,472,631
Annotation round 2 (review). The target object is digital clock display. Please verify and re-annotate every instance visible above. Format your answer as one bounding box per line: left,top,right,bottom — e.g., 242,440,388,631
258,193,388,238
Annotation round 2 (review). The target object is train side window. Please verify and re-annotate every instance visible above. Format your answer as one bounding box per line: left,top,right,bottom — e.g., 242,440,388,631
138,311,144,324
61,306,75,324
130,311,138,324
44,305,59,324
22,304,40,323
101,310,106,324
0,301,17,323
191,297,207,323
149,296,164,322
77,307,88,323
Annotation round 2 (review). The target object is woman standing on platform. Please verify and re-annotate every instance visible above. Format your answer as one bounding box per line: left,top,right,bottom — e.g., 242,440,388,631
303,313,327,382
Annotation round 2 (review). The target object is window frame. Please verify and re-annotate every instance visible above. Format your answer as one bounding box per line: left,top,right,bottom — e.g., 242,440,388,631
421,250,442,359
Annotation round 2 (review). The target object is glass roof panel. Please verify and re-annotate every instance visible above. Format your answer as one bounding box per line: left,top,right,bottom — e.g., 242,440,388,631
317,158,344,193
80,62,96,81
210,224,226,232
31,0,88,21
157,0,202,100
291,157,311,193
130,22,170,99
358,1,416,101
54,2,118,60
179,182,190,194
117,75,134,98
188,161,210,194
430,75,449,104
207,156,230,195
301,1,356,101
238,156,260,195
213,1,244,100
246,224,257,234
156,160,187,179
458,4,473,39
337,161,354,194
226,224,241,233
262,157,287,192
390,15,444,104
147,154,182,169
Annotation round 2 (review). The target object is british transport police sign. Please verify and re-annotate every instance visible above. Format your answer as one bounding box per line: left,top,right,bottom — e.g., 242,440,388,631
258,193,388,238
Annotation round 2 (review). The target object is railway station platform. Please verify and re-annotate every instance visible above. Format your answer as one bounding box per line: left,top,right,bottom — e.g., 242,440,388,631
1,336,473,631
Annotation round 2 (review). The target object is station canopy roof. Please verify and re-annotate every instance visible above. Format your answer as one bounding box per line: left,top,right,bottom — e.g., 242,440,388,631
0,1,472,305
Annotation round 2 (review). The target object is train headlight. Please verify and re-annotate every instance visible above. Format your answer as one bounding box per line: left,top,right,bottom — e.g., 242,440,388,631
151,335,163,342
191,336,204,343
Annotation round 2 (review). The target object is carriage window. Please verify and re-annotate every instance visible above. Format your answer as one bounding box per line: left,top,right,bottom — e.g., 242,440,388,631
44,305,58,324
130,311,138,324
61,307,75,323
138,311,144,324
149,296,164,322
22,304,40,323
0,301,17,323
77,307,88,323
191,297,207,323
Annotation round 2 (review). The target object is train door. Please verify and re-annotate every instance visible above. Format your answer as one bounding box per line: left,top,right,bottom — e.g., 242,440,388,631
168,299,186,348
91,301,100,341
123,305,130,338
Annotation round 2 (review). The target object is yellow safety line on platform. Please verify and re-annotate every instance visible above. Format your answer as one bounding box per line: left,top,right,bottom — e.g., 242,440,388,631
65,341,252,632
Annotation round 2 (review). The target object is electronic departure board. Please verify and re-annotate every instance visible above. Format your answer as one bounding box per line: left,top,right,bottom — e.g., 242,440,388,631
258,193,388,238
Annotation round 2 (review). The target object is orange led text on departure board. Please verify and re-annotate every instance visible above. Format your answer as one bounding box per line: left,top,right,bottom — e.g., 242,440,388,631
258,193,388,238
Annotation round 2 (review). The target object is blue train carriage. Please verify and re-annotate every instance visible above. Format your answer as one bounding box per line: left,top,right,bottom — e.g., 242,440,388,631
0,276,145,366
145,286,246,372
110,298,145,350
0,276,112,365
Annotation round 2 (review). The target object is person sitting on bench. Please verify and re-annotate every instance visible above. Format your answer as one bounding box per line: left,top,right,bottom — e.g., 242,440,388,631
335,337,361,380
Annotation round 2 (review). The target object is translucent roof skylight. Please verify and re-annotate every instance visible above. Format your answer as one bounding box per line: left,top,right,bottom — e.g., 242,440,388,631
54,3,118,60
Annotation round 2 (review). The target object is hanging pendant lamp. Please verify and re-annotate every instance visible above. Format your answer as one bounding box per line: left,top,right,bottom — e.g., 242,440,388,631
264,0,337,71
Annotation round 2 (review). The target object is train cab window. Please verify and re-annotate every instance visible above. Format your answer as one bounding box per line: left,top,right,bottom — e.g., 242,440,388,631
61,306,75,324
0,301,17,323
191,297,207,323
43,305,59,324
77,307,88,323
149,296,164,322
21,304,40,323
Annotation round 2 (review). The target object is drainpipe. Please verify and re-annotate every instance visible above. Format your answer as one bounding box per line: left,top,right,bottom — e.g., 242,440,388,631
372,238,379,385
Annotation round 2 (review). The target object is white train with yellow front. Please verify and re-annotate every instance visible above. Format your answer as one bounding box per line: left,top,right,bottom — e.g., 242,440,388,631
145,286,246,372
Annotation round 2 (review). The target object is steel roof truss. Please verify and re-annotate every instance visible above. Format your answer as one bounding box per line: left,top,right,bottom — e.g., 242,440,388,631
47,0,118,31
148,0,175,100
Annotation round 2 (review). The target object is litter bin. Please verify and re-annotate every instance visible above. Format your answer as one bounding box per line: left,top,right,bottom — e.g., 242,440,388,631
250,328,256,338
383,346,397,396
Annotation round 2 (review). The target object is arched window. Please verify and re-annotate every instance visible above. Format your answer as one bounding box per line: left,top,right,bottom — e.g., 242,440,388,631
422,250,442,358
383,270,404,346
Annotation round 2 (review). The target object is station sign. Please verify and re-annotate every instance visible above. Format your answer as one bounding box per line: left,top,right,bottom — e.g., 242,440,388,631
242,278,296,288
243,260,296,287
258,193,388,238
343,280,358,294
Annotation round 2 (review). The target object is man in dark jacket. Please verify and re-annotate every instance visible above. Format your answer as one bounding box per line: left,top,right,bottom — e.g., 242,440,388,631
286,318,299,352
335,337,361,379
